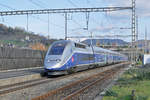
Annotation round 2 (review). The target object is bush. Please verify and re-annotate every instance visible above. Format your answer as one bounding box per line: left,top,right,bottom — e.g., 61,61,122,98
123,68,150,81
136,95,148,100
118,95,132,100
117,95,148,100
104,89,118,97
133,69,150,80
136,61,142,65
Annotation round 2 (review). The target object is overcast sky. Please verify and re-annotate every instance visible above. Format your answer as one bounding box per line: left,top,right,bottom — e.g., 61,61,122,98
0,0,149,42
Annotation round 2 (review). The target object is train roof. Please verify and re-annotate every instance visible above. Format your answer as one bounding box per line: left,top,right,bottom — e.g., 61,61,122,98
54,40,125,56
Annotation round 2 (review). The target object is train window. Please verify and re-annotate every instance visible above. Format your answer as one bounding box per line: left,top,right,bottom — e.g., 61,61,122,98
75,43,86,49
48,42,67,55
80,54,89,61
80,54,94,61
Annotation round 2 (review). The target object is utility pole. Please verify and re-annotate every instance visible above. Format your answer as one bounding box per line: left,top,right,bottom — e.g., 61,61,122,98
131,0,136,63
132,0,136,42
90,32,93,46
85,12,90,30
145,27,147,54
48,13,50,39
136,16,138,43
27,14,29,31
136,15,138,62
65,13,67,40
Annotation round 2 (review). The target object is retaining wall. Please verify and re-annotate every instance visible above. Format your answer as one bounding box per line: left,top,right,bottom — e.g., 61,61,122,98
0,47,46,70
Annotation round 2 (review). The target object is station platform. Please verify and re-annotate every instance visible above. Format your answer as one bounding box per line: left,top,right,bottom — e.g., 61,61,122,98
0,67,44,87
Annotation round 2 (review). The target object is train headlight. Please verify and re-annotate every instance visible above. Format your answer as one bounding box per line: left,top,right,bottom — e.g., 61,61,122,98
51,63,61,68
47,59,50,63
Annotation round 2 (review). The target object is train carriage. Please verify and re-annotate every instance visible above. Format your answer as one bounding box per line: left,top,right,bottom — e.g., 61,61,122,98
44,40,128,75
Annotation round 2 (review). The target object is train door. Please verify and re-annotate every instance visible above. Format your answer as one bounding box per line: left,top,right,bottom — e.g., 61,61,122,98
89,54,94,64
105,52,108,64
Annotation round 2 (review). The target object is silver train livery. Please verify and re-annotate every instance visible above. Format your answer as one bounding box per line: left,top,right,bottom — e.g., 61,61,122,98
44,40,128,75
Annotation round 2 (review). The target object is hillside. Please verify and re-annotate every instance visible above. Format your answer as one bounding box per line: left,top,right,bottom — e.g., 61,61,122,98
0,24,56,48
82,39,128,46
1,23,148,50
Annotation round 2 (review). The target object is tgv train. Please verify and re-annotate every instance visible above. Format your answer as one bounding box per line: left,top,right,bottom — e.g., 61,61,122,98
44,40,128,75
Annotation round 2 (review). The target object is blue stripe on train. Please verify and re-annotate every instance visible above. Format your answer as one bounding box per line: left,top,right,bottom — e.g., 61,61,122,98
45,52,124,71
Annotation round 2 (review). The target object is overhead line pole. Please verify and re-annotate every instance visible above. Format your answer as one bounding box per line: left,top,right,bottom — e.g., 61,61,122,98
85,12,90,30
145,27,147,54
136,15,138,62
27,14,29,31
65,13,68,40
48,13,50,39
136,15,138,43
131,0,136,63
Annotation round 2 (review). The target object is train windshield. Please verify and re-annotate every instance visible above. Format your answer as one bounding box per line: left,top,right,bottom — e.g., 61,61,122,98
48,42,67,55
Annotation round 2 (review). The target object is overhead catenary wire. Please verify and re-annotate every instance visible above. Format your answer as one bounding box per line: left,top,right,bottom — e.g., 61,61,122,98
86,0,131,37
68,0,109,29
29,0,65,29
1,1,134,40
0,2,65,30
0,3,16,10
67,35,132,39
28,0,45,8
86,0,113,26
28,0,67,39
0,4,132,40
28,0,66,38
35,0,49,7
67,0,110,38
86,0,95,7
67,0,78,7
67,0,85,28
0,3,17,25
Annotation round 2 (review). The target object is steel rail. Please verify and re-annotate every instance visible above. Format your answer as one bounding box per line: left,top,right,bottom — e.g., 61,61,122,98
32,70,109,100
32,62,129,100
63,69,118,100
0,78,52,96
0,63,117,96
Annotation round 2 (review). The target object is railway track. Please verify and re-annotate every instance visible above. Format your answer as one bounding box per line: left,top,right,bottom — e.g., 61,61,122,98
0,77,51,96
32,62,129,100
0,63,124,97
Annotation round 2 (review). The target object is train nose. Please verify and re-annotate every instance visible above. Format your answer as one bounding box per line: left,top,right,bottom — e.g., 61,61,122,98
44,56,62,69
46,58,61,64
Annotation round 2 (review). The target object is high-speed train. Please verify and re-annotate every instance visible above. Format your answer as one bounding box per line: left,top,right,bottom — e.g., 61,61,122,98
44,40,128,75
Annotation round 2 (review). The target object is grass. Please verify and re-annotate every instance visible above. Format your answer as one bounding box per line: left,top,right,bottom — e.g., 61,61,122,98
0,40,27,47
136,61,142,65
103,67,150,100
